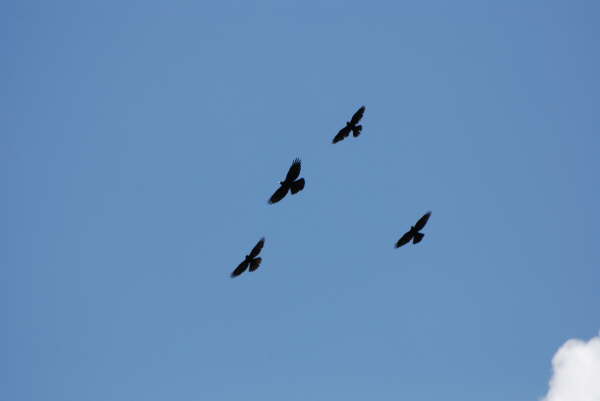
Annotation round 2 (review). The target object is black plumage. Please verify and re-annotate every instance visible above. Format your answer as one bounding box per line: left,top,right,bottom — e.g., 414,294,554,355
395,212,432,248
231,238,265,278
268,158,305,204
333,106,366,144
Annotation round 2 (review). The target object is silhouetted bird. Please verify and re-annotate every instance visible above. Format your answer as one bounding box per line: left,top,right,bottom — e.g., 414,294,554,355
231,237,265,278
395,212,432,248
268,158,305,204
333,106,365,144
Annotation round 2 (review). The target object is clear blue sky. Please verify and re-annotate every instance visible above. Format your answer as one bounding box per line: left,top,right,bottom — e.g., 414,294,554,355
2,1,599,400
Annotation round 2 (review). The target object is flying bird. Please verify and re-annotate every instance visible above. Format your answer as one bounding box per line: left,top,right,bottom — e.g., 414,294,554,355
332,106,365,144
268,158,305,204
231,237,265,278
395,212,432,248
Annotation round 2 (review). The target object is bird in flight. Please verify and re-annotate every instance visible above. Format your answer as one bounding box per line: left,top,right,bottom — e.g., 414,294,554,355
231,237,265,278
268,158,305,204
332,106,366,144
395,211,432,248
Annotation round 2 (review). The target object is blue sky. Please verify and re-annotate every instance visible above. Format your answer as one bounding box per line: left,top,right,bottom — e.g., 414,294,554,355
2,1,599,400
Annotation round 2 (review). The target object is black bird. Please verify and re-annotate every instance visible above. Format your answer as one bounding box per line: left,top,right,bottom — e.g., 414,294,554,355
395,212,432,248
268,158,305,204
333,106,365,144
231,237,265,278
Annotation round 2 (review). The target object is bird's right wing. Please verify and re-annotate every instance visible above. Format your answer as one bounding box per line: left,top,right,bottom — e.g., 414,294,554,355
268,185,288,204
350,106,365,125
332,126,350,143
231,260,249,278
395,231,413,248
249,238,265,258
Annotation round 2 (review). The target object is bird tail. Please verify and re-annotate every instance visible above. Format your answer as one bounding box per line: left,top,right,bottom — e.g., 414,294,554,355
290,178,305,194
352,125,363,137
248,257,262,272
412,232,425,244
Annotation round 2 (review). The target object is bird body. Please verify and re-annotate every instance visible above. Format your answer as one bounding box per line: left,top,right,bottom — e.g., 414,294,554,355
395,212,431,248
231,238,265,278
333,106,365,144
268,158,305,204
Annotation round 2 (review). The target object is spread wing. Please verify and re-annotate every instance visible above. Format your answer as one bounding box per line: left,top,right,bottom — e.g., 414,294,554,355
268,185,288,204
414,211,431,231
395,231,413,248
231,260,249,278
333,126,351,143
285,158,302,181
350,106,365,125
249,238,265,258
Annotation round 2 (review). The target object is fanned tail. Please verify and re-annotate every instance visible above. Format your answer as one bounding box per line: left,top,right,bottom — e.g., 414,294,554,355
352,125,362,137
412,232,425,244
248,257,262,272
290,178,305,194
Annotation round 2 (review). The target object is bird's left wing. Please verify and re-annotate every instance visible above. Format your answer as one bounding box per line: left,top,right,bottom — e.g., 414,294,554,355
350,106,365,125
285,158,302,181
414,211,431,231
249,238,265,258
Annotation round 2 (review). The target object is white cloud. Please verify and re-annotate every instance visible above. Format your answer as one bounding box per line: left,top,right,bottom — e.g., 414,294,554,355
542,332,600,401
